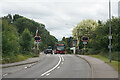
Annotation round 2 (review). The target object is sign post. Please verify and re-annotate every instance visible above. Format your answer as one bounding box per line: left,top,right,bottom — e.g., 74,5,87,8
83,42,87,55
81,36,89,55
72,39,77,54
33,26,41,55
109,0,112,63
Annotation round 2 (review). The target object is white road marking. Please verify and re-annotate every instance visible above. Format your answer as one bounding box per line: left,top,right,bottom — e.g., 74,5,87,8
61,62,64,64
61,56,64,61
25,67,27,69
57,66,60,69
46,73,50,76
3,73,8,77
41,55,62,76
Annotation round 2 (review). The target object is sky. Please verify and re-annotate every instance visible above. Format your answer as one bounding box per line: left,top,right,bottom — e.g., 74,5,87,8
0,0,119,41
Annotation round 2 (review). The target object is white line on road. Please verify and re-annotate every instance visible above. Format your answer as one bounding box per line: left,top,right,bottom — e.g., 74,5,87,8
61,56,64,61
57,66,60,69
2,73,8,77
25,67,28,69
41,55,62,76
46,73,50,76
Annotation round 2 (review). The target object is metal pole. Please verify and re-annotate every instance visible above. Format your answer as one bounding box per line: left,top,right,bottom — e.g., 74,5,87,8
77,29,79,50
74,47,76,54
84,44,85,55
109,0,112,63
37,41,39,54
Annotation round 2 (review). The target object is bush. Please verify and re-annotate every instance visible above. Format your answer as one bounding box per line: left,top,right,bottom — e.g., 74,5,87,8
99,51,120,61
15,54,26,62
19,28,33,54
111,52,120,61
86,48,100,55
66,47,72,54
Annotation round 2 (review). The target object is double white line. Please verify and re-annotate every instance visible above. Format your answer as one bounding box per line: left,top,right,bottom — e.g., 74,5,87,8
41,55,64,76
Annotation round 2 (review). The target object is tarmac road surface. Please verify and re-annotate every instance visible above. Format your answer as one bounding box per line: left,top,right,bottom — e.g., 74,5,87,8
2,54,91,78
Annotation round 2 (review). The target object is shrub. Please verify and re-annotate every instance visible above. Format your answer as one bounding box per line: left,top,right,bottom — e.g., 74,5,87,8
86,48,100,55
15,54,26,62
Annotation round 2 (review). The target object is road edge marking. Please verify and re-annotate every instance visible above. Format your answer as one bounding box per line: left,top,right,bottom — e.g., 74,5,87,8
41,55,62,76
61,56,64,61
75,55,94,78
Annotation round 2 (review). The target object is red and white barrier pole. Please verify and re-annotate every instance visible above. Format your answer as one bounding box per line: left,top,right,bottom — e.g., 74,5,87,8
36,26,38,36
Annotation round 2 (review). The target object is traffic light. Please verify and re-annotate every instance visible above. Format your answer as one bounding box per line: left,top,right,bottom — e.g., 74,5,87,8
35,37,40,40
81,36,89,42
34,36,41,41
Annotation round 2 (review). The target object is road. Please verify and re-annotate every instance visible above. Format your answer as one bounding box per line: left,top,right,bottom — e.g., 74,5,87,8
2,54,91,78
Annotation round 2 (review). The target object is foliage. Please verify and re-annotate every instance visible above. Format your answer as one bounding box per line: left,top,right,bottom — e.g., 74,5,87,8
72,19,98,38
2,14,58,63
39,42,47,51
72,18,120,61
61,37,73,54
13,14,58,49
19,28,33,54
2,20,20,57
66,47,72,54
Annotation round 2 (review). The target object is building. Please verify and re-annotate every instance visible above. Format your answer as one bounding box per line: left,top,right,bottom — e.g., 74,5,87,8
118,1,120,17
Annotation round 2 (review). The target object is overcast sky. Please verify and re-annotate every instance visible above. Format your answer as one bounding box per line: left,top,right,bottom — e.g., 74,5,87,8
1,0,119,40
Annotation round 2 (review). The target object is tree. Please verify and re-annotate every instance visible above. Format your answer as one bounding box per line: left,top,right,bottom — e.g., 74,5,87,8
72,19,98,50
62,37,66,42
72,19,98,38
2,20,20,57
13,14,23,22
2,14,58,53
20,28,33,54
2,14,13,24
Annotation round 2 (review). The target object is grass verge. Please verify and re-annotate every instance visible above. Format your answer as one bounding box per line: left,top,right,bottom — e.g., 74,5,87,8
88,55,120,74
1,52,39,64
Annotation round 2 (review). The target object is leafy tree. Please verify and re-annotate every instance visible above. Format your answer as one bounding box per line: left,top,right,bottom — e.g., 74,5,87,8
2,14,13,24
2,20,20,57
72,17,120,60
20,28,33,54
13,14,23,22
62,37,66,42
12,14,58,49
72,19,98,38
2,14,58,59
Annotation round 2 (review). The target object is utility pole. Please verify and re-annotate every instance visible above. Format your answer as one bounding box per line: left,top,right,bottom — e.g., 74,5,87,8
109,0,112,63
118,1,120,17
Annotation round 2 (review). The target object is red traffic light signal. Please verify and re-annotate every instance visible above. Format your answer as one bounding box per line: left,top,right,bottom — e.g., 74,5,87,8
81,36,89,42
34,36,41,42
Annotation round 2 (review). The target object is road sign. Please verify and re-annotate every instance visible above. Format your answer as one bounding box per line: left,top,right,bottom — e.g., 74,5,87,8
83,42,87,44
81,36,89,42
108,36,112,39
73,39,77,47
34,36,41,40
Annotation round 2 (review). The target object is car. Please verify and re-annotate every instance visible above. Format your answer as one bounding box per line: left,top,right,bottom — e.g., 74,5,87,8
44,49,47,54
44,46,53,54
